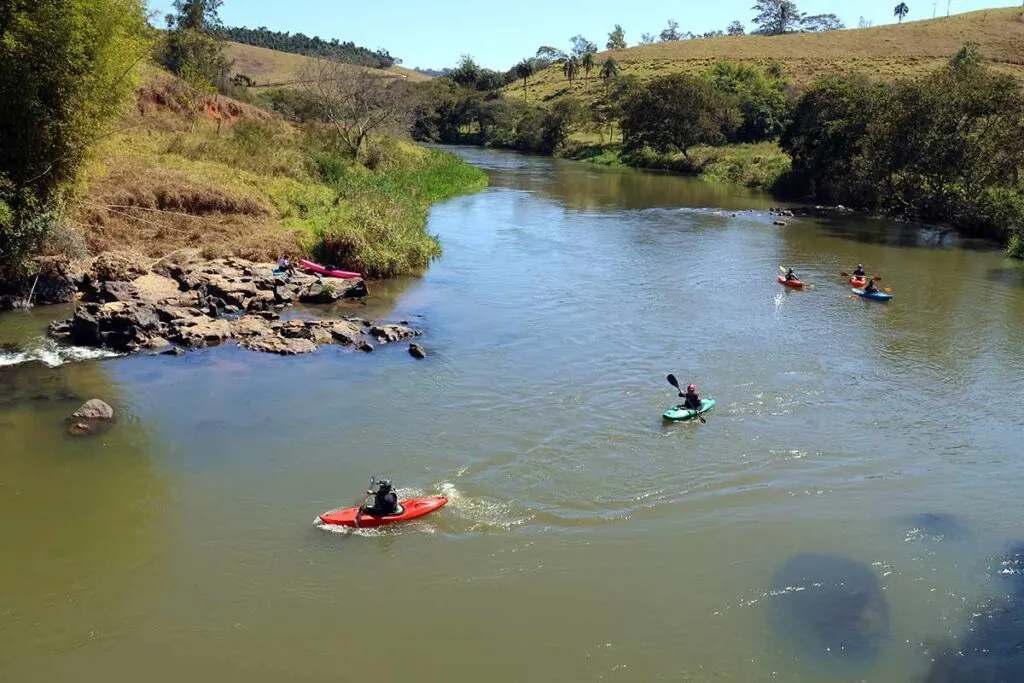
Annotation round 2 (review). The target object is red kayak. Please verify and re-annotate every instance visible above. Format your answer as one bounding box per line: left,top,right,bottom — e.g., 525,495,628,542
300,259,362,279
777,275,804,289
318,496,448,528
850,276,867,287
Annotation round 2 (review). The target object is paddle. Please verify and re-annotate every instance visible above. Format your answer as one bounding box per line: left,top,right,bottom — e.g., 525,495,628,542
667,374,706,423
354,476,376,529
841,271,883,281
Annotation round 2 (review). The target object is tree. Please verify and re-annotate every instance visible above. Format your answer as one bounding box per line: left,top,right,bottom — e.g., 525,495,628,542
536,46,567,65
540,98,586,153
514,59,535,101
167,0,223,31
727,20,746,35
640,33,657,45
581,51,596,80
300,59,415,156
607,24,627,50
894,2,910,22
706,61,790,142
176,63,217,132
450,55,481,88
801,13,845,32
659,19,682,41
751,0,802,36
600,57,620,94
620,73,740,157
570,35,598,58
0,0,149,277
562,56,580,85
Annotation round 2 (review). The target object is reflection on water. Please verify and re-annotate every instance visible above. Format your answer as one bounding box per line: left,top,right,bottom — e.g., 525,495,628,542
1,146,1024,682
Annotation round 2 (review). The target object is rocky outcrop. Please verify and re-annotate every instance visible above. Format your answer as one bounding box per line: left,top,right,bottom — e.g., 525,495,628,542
409,343,427,359
68,399,115,437
43,255,423,358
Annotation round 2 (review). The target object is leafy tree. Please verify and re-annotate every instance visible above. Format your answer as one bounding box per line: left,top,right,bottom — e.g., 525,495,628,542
514,59,536,100
894,3,909,22
563,56,580,85
607,24,627,50
540,98,586,153
215,26,395,68
0,0,149,276
620,73,740,157
167,0,223,31
176,63,217,132
801,13,844,32
702,30,725,38
581,51,596,80
751,0,802,35
640,33,657,45
570,35,598,58
706,61,790,142
600,57,620,94
727,20,746,35
660,19,683,41
535,46,567,66
450,55,481,88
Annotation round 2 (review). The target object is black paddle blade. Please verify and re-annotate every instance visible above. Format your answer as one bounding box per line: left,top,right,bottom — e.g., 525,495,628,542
667,374,680,389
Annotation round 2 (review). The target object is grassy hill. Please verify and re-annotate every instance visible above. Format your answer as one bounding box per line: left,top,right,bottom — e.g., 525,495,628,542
224,41,431,89
510,7,1024,104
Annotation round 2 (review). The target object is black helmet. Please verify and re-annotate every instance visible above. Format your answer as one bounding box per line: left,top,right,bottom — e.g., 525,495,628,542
376,479,393,492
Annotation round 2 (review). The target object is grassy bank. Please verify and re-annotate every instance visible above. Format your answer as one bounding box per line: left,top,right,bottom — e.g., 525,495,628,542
77,76,487,279
561,140,791,191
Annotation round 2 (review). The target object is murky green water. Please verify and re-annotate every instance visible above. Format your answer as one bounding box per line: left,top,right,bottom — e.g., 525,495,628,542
3,148,1024,682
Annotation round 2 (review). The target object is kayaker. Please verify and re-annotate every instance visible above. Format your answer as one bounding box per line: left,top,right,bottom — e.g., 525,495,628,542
680,384,702,411
863,279,879,294
362,479,400,517
853,264,866,277
785,268,798,282
278,256,296,277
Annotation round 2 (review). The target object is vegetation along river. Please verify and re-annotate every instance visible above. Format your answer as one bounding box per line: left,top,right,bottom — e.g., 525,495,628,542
3,147,1024,682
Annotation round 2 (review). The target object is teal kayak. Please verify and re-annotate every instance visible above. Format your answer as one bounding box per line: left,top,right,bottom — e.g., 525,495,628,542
852,287,893,301
663,398,716,422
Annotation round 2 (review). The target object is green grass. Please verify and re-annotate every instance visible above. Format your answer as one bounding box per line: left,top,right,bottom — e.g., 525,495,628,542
562,140,791,190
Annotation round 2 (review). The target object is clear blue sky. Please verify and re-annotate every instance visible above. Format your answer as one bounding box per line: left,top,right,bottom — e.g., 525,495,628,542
147,0,1019,70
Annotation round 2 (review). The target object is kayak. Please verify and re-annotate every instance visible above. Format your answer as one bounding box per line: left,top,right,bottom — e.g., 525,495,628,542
663,398,716,422
778,276,804,289
318,496,448,528
852,287,893,301
850,276,867,287
300,259,362,279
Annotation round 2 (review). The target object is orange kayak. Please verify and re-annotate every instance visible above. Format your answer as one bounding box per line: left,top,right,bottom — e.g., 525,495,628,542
778,275,804,289
850,276,867,287
319,496,448,528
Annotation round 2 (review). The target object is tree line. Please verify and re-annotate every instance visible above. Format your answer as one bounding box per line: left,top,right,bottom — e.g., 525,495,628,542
212,26,395,70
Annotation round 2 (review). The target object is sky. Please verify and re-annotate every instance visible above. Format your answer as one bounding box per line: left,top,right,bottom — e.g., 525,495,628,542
147,0,1020,70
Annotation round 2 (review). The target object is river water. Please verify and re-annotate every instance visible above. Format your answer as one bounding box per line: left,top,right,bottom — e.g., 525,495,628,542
2,148,1024,682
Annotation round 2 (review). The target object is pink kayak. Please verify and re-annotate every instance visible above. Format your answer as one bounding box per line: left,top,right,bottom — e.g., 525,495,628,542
300,259,362,279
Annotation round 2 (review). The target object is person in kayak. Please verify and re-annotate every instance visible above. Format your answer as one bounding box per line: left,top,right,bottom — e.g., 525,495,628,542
862,279,879,295
785,268,798,282
362,479,400,516
680,384,702,411
853,264,866,277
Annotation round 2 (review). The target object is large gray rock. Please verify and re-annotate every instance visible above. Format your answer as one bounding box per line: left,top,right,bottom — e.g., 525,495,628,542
168,317,233,348
68,399,115,437
369,324,419,343
239,336,317,355
69,302,160,351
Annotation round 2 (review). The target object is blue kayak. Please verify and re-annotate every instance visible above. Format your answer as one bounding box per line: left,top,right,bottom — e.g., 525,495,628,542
852,288,893,301
663,398,716,422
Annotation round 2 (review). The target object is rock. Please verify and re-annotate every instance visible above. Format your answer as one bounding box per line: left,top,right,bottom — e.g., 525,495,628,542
273,286,293,305
356,341,373,353
240,336,317,355
246,290,276,313
297,278,367,303
231,315,273,338
275,320,315,340
409,343,427,359
142,336,171,350
310,326,334,345
68,399,115,436
168,317,233,348
369,324,418,343
84,280,140,303
770,554,889,664
327,320,362,345
69,302,160,351
773,220,787,226
49,320,72,338
203,275,258,309
90,252,149,282
162,346,186,356
155,304,203,324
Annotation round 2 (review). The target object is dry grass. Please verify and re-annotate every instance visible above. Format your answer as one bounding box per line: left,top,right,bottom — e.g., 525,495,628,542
509,7,1024,104
224,41,431,89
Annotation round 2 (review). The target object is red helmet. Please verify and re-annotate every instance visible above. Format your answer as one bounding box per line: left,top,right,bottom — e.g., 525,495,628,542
687,384,696,392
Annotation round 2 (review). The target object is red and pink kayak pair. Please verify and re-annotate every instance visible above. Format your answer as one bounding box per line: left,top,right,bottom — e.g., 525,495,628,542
300,259,361,280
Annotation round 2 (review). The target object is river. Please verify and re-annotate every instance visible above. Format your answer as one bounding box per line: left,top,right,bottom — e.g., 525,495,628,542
2,148,1024,682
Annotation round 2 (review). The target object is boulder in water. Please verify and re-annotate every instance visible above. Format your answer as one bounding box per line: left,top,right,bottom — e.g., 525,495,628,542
409,343,427,359
770,553,890,664
68,399,114,436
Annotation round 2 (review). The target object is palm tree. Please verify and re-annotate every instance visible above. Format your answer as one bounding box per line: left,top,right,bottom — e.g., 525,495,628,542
514,58,535,101
599,57,619,94
563,56,580,85
894,2,909,22
581,51,596,80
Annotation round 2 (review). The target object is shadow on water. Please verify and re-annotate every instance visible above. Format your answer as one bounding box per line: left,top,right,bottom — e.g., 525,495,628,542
813,215,1004,252
925,543,1024,683
770,553,890,670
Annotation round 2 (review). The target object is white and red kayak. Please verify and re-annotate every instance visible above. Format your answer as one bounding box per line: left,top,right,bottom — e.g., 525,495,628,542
318,496,448,528
300,259,362,279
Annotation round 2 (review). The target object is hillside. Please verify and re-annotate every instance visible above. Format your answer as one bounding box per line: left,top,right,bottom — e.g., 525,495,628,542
509,7,1024,103
225,41,431,88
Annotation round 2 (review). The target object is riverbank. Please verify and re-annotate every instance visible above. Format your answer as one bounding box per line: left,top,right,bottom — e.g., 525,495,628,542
559,140,791,191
